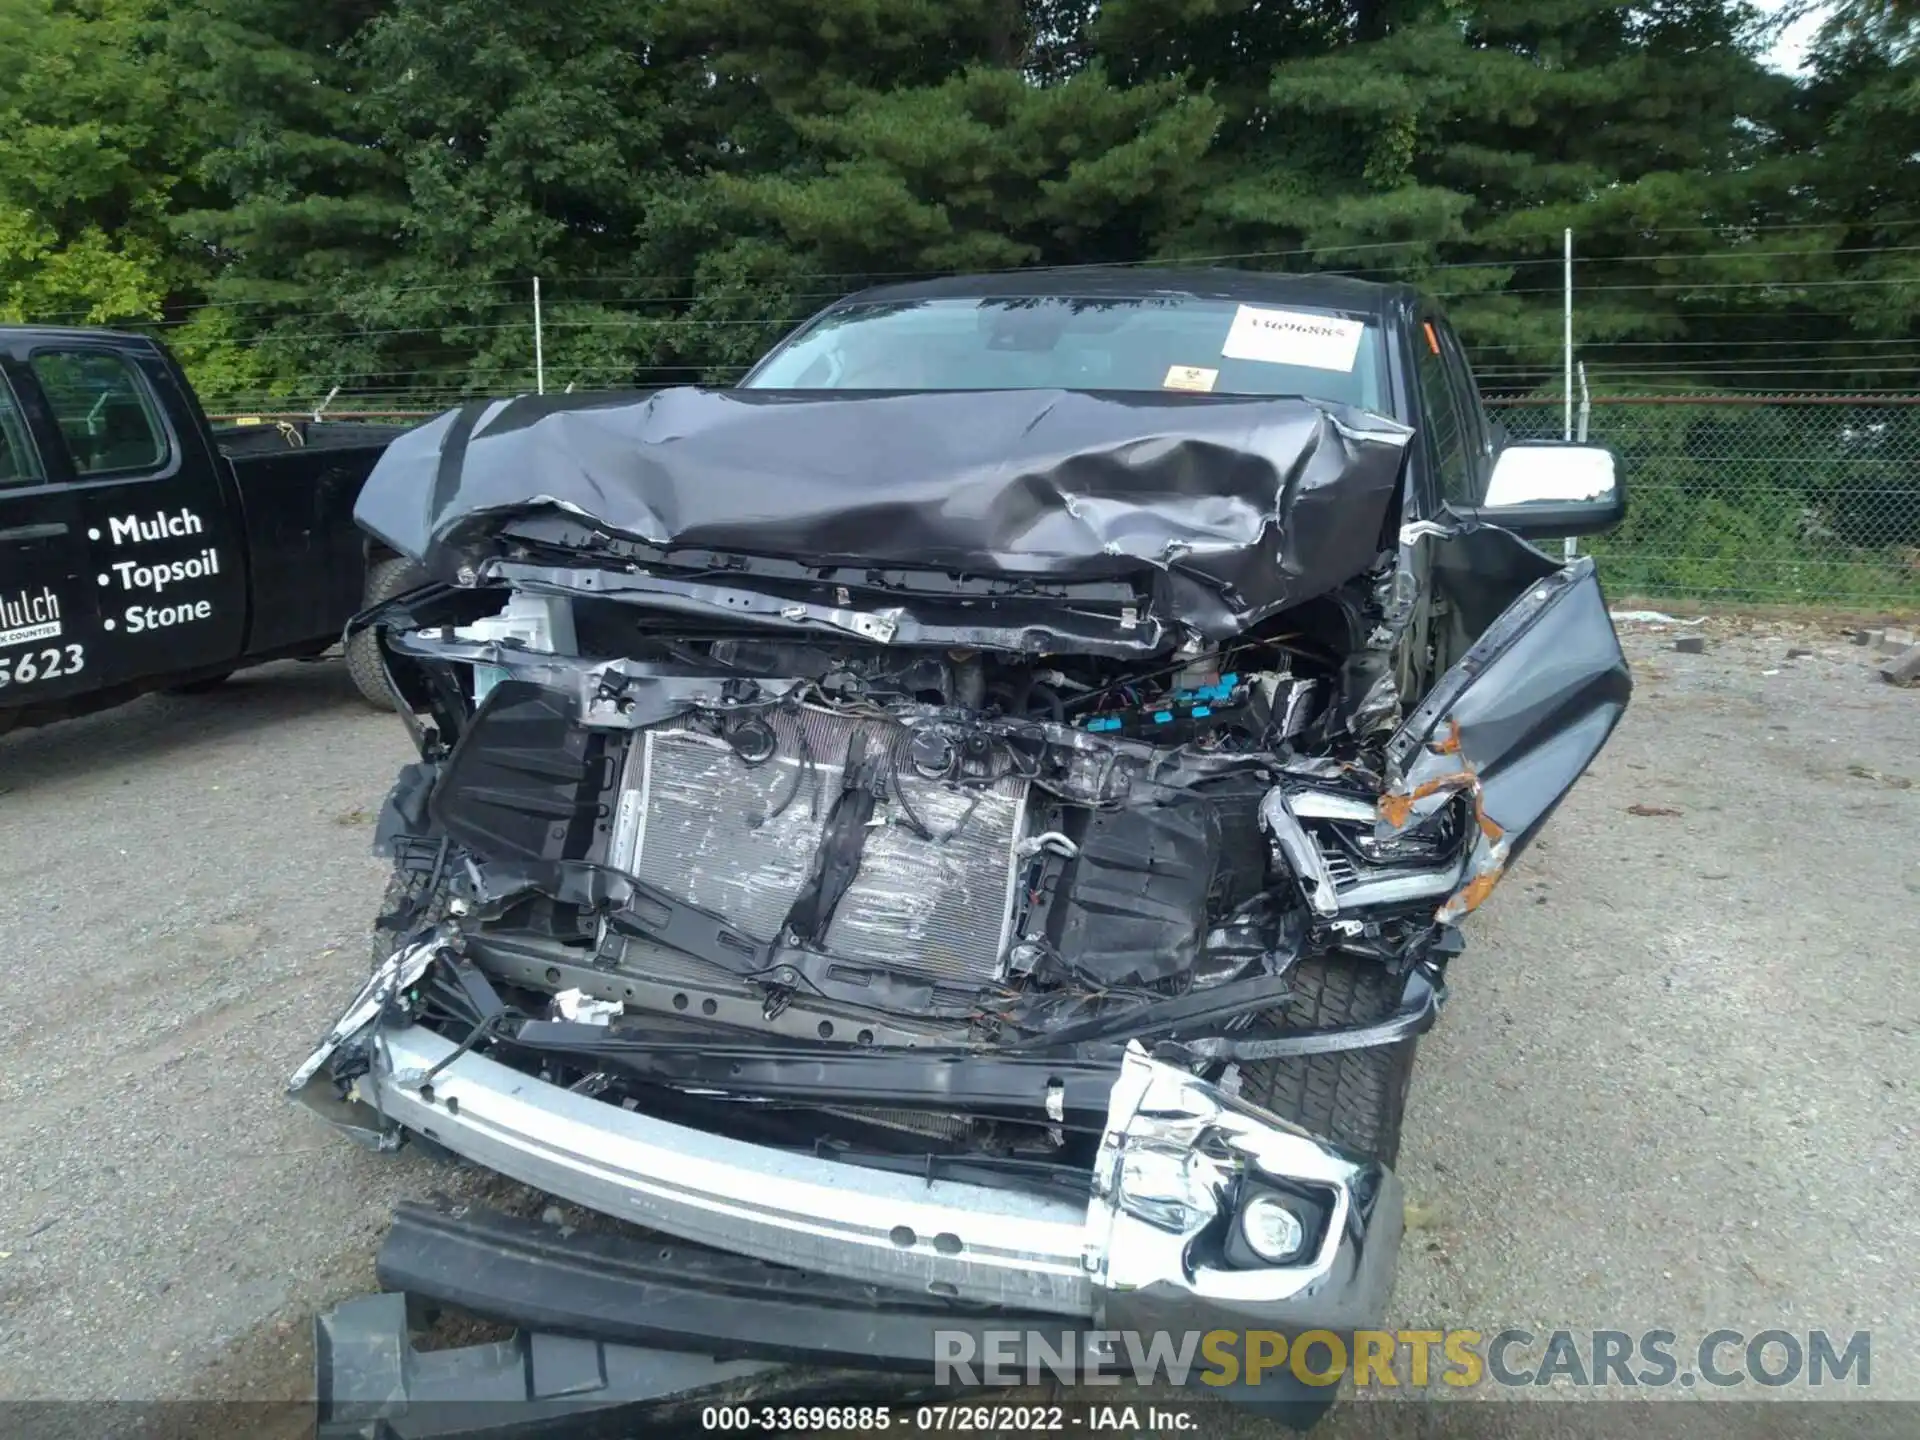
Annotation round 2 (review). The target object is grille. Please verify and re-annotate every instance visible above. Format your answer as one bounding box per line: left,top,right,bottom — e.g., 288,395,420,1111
1317,839,1361,890
611,705,1029,986
820,1107,971,1139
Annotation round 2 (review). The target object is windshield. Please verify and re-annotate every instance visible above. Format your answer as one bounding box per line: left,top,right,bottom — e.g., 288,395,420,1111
742,295,1387,409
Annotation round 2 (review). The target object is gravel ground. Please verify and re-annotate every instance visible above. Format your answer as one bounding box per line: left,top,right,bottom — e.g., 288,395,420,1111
0,624,1913,1424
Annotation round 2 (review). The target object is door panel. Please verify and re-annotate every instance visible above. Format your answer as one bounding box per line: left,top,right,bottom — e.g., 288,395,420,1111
28,346,245,688
0,370,98,705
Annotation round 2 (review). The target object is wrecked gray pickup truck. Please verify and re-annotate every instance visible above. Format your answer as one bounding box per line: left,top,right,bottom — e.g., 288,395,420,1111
294,270,1630,1421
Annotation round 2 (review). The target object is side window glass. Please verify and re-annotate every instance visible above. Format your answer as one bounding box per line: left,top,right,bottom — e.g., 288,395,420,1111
28,350,169,477
1413,320,1473,506
0,373,43,486
1438,324,1492,478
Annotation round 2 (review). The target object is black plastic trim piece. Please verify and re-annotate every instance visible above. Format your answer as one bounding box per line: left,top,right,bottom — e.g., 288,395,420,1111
508,1022,1124,1127
333,1202,1342,1434
315,1289,787,1439
373,1202,1067,1372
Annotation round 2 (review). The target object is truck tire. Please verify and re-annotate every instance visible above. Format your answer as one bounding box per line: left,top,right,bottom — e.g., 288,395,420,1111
346,556,427,711
1238,957,1418,1166
370,865,451,970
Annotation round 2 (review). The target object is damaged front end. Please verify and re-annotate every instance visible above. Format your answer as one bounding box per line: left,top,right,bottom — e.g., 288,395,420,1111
298,386,1630,1375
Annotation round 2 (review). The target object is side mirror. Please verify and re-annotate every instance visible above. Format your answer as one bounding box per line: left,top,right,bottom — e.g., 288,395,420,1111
1455,440,1626,539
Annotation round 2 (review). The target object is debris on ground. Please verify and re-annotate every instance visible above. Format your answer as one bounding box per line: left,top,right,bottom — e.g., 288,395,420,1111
1674,636,1707,654
1786,647,1814,659
1611,610,1707,626
1846,763,1915,789
1626,803,1685,817
1403,1200,1443,1232
1881,645,1920,688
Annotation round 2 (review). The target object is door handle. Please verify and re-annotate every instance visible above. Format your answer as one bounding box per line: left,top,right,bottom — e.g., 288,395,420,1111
0,522,68,542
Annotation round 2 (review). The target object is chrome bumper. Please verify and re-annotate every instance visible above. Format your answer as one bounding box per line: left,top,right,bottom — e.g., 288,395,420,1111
292,968,1402,1333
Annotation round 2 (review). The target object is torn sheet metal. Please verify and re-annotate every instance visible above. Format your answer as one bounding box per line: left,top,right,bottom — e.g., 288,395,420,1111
288,936,441,1094
385,626,811,731
287,934,447,1149
354,387,1412,643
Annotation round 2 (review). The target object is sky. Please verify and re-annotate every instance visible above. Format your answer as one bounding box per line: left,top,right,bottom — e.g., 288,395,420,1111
1757,0,1831,75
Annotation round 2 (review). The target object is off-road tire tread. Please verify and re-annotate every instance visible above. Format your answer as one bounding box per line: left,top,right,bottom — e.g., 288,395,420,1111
346,556,426,711
369,866,451,969
1239,957,1417,1165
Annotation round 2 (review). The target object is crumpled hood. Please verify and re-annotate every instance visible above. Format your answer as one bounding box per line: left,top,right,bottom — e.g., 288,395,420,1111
355,386,1412,641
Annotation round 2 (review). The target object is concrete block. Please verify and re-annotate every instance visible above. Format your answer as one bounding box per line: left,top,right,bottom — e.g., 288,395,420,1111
1879,644,1920,688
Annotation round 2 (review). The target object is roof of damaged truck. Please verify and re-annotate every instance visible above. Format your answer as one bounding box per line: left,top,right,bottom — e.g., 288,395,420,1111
835,265,1420,315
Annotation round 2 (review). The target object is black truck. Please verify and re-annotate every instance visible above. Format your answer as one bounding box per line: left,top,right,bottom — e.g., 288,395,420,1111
0,326,416,736
301,269,1633,1428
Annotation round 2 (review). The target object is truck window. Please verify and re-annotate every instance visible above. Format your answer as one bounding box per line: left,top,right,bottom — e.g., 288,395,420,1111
1436,322,1493,489
1411,319,1474,506
744,296,1389,411
28,350,169,477
0,373,42,485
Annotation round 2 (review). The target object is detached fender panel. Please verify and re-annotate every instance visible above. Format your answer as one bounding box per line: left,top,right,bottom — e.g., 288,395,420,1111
1382,551,1630,921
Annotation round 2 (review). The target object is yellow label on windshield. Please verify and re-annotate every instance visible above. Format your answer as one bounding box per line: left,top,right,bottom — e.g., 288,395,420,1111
1163,365,1219,393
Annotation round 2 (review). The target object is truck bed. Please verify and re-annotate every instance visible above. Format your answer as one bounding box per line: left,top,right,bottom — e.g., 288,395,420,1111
213,420,415,458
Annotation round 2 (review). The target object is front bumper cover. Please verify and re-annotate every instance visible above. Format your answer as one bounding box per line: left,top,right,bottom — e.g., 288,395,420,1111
292,946,1404,1339
316,1203,1346,1439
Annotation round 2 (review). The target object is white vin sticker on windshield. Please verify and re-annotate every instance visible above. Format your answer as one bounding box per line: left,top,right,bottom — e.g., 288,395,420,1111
1221,305,1366,372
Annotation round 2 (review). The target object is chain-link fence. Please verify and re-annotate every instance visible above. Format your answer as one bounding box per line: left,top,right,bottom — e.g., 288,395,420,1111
1493,397,1920,609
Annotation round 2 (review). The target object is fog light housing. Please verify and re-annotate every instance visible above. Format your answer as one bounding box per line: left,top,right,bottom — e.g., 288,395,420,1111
1239,1193,1309,1264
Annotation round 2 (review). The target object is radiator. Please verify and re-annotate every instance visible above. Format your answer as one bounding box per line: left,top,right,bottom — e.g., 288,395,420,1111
608,705,1029,986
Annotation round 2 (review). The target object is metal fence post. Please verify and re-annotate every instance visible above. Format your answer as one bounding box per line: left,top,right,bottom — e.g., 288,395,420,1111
1562,228,1573,443
1563,229,1577,562
534,276,546,396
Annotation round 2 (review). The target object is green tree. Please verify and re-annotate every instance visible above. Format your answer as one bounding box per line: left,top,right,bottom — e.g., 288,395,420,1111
133,0,1915,405
1135,2,1801,375
630,1,1224,377
166,0,717,404
340,0,707,397
163,0,408,403
0,0,204,324
1788,0,1919,347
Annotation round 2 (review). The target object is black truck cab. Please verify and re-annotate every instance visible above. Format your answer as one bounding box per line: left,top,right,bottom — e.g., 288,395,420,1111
0,327,409,732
